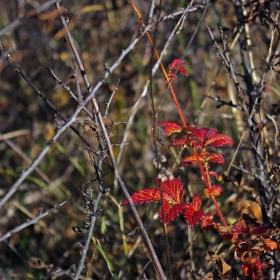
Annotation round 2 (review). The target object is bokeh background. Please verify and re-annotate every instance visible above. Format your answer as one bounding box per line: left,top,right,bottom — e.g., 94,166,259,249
1,0,280,279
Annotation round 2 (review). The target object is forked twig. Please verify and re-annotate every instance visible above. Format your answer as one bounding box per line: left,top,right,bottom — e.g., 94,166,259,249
0,201,66,243
55,0,167,278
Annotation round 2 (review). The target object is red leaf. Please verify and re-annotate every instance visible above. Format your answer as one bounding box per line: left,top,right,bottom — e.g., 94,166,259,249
158,201,172,222
168,58,188,76
206,153,225,164
157,122,182,136
201,214,214,231
180,151,225,166
195,127,217,141
121,188,160,206
191,194,202,211
263,238,278,251
204,185,223,198
155,177,184,204
159,201,189,224
122,177,188,224
208,171,219,179
204,134,234,148
169,137,187,147
187,127,233,149
184,194,204,227
180,154,203,166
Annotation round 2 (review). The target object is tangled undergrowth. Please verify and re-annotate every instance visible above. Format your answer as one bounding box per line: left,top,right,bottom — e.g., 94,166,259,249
1,0,280,279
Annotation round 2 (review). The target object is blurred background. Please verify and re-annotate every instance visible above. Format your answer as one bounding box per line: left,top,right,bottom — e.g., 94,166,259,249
0,0,279,279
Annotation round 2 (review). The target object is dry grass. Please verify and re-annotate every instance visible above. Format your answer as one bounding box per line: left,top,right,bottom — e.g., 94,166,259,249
0,0,280,279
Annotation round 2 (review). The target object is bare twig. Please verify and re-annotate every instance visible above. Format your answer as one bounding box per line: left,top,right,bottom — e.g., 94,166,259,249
0,201,66,243
104,80,120,117
0,7,155,210
0,0,58,37
56,0,167,278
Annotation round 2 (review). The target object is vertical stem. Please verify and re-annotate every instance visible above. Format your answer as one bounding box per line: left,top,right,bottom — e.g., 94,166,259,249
130,0,187,128
192,146,227,226
211,196,227,227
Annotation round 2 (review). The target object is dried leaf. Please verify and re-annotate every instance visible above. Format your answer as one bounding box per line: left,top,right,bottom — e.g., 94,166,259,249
236,201,263,225
29,257,46,269
208,251,231,278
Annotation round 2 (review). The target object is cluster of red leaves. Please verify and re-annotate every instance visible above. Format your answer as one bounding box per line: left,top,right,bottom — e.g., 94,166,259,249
157,122,233,168
121,58,279,280
214,201,279,279
158,122,233,199
122,177,205,227
122,78,233,226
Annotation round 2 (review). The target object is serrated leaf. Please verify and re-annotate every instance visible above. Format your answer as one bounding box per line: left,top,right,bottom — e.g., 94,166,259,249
159,201,188,223
263,238,278,251
157,177,184,204
180,151,225,166
208,171,219,178
204,185,223,198
169,137,187,147
168,59,188,76
121,188,160,206
207,153,225,164
180,154,203,166
167,58,188,82
157,122,182,136
184,194,204,227
201,214,214,231
122,177,187,224
204,134,234,148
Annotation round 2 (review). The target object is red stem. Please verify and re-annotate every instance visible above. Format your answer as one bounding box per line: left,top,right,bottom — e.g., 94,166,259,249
211,196,227,226
130,0,226,227
168,84,187,128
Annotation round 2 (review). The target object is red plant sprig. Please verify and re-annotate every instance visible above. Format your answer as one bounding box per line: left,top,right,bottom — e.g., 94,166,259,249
122,177,209,227
166,59,188,82
214,201,279,279
158,121,233,205
122,55,279,278
122,60,234,228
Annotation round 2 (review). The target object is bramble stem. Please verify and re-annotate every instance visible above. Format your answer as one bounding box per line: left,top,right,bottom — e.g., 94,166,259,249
192,146,227,226
130,0,187,128
130,0,227,228
211,196,227,227
168,84,187,128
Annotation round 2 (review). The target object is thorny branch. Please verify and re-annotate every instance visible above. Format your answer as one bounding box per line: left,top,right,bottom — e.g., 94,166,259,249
56,0,167,278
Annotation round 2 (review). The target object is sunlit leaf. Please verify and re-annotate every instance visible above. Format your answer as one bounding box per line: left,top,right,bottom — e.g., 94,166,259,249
168,58,188,76
184,194,204,227
180,151,225,166
157,122,182,136
122,177,187,224
207,153,225,164
201,214,214,231
169,137,187,147
159,201,188,223
204,134,234,148
180,154,203,166
236,201,263,225
204,185,223,198
208,171,218,179
156,177,184,204
121,188,160,206
263,238,278,251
